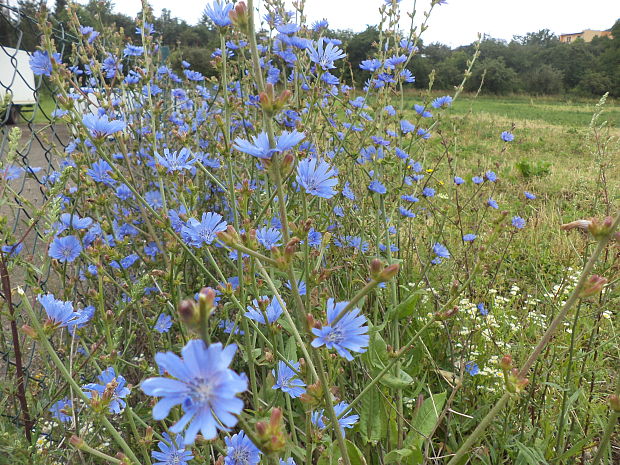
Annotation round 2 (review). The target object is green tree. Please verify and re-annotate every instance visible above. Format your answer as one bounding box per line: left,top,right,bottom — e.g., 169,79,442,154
467,57,520,94
524,64,564,95
344,26,379,86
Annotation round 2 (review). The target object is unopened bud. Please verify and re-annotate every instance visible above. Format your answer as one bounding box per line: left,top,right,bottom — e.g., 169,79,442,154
281,152,295,173
378,263,399,282
588,216,614,239
306,313,318,330
284,237,300,258
217,225,240,245
370,258,383,280
499,355,513,371
505,368,528,394
515,375,529,391
255,421,267,436
21,324,37,338
275,89,292,107
435,306,458,321
579,275,607,298
116,453,131,465
270,407,283,427
69,435,85,449
178,299,198,326
199,287,217,318
229,1,249,32
259,83,277,115
450,279,459,296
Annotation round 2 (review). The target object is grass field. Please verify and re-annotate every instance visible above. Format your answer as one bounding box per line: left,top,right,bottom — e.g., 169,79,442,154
3,89,617,463
405,92,619,128
403,93,619,224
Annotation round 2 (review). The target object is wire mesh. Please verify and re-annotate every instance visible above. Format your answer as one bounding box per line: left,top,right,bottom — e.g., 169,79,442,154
0,3,76,433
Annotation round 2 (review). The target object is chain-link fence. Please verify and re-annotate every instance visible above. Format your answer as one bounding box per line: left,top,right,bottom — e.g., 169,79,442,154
0,3,76,438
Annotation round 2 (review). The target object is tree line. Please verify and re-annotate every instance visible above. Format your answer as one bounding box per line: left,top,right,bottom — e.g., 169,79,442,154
2,1,618,97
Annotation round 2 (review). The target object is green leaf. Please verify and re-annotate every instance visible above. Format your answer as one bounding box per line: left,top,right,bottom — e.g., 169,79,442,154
358,386,387,444
378,370,414,390
554,437,591,462
384,448,423,465
346,440,367,465
364,326,389,368
387,290,426,321
405,391,447,449
285,335,298,361
514,441,549,465
317,440,367,465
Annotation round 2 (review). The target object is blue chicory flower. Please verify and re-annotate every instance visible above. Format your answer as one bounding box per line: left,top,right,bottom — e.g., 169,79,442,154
296,158,338,199
182,212,227,247
272,360,306,398
154,314,173,333
49,235,82,263
311,298,369,361
204,0,233,27
141,340,247,444
256,227,283,249
224,430,261,465
83,367,131,414
152,433,194,465
245,297,284,325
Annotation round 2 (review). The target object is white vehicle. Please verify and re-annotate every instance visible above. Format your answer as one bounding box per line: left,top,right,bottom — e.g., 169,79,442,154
0,46,37,124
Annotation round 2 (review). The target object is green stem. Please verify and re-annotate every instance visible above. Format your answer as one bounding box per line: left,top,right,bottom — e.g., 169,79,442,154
19,289,141,465
126,407,152,465
337,317,437,419
590,381,620,465
447,212,620,465
72,439,123,464
555,301,582,454
330,279,379,326
254,260,319,382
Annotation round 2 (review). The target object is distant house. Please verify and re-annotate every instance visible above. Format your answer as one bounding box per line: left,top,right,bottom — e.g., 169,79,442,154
559,29,613,43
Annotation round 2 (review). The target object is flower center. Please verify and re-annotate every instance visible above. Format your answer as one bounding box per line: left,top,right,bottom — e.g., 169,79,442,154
324,327,343,344
191,380,214,405
167,451,182,465
232,447,250,465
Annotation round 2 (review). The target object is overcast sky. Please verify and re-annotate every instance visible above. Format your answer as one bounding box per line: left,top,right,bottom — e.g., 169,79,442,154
82,0,618,47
